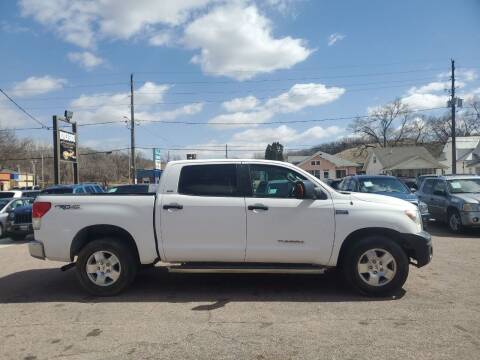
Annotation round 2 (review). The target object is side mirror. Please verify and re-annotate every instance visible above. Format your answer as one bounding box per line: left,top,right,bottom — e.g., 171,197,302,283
293,181,325,200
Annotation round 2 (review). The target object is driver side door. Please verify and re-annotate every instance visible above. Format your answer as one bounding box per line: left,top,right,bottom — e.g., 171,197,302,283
244,163,335,265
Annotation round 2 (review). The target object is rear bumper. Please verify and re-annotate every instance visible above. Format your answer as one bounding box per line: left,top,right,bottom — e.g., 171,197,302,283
400,231,433,268
29,240,45,260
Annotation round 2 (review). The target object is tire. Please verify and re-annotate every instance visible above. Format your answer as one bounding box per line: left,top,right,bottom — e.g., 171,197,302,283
0,224,3,238
10,233,25,241
75,238,138,296
447,209,464,234
342,235,409,297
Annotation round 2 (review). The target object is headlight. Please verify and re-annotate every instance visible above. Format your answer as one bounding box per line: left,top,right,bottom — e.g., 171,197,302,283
418,201,429,215
463,203,480,212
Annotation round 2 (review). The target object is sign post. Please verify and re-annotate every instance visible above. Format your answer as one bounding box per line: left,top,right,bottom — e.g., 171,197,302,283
53,111,78,185
153,148,161,170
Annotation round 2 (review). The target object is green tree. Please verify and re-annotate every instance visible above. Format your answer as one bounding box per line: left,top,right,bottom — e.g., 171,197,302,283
264,142,284,161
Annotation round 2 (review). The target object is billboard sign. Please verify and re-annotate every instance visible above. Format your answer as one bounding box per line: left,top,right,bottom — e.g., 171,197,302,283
59,130,77,162
153,148,162,169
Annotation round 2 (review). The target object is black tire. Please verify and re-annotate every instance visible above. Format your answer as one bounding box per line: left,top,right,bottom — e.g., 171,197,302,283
0,224,4,238
447,209,464,234
75,238,138,296
342,235,409,297
10,233,25,241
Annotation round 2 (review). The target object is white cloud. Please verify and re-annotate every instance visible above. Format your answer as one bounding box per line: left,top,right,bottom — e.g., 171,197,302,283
69,82,203,125
0,97,29,128
327,33,345,46
209,83,345,128
19,0,217,48
149,31,174,46
68,51,104,70
231,124,344,144
222,96,260,112
11,75,66,97
183,3,312,80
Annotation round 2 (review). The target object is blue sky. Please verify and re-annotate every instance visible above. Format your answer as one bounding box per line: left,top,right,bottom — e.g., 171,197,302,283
1,0,479,159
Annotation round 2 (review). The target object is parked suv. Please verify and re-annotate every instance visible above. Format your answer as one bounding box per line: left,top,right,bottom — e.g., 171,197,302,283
416,175,480,233
338,175,430,225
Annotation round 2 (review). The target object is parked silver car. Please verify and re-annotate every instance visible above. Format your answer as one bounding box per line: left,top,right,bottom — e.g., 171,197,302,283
0,197,34,238
416,175,480,233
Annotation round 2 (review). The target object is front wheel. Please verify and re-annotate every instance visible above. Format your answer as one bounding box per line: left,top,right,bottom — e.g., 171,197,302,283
448,210,464,234
75,238,138,296
343,236,409,297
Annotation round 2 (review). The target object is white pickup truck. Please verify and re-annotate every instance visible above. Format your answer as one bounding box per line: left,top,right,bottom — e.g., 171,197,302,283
29,159,432,297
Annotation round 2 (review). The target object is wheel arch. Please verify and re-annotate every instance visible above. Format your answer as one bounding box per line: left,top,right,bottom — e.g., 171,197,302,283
70,224,140,265
336,227,412,267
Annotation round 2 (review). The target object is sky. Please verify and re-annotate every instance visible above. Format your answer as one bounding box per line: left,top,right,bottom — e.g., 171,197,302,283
0,0,479,160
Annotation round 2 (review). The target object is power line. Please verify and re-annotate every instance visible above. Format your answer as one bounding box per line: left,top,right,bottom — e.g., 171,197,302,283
0,88,48,129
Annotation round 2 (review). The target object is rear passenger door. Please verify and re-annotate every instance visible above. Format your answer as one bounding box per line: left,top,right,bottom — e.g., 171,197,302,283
159,163,247,262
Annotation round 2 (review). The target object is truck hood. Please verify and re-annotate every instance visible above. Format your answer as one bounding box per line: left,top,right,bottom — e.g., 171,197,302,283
369,191,418,203
350,192,416,208
452,193,480,204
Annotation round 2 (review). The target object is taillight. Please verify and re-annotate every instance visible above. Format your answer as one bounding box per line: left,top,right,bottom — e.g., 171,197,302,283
32,202,51,230
33,202,51,218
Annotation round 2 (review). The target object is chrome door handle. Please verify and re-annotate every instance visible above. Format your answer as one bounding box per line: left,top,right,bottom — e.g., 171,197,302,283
163,203,183,210
248,204,269,211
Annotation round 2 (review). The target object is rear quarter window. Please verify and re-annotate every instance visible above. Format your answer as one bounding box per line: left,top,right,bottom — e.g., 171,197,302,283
178,164,239,197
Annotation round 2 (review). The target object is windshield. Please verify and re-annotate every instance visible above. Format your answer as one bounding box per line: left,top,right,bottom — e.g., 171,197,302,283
358,177,409,193
0,199,11,209
447,179,480,193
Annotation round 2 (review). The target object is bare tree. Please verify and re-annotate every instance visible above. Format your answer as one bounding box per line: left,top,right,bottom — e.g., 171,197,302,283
349,99,410,147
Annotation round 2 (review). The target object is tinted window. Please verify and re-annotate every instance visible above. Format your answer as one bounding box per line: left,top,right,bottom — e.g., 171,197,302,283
0,192,15,198
432,180,446,194
42,188,74,194
0,199,10,209
249,164,306,198
422,179,434,194
85,185,96,193
178,164,238,197
75,187,85,193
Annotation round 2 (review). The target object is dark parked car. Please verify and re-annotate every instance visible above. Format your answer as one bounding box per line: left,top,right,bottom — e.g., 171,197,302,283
325,179,343,190
0,197,33,238
6,199,35,240
416,175,480,233
338,175,430,225
41,183,104,194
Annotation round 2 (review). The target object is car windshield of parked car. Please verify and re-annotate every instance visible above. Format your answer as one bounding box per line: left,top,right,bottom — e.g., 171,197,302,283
358,177,409,193
0,192,15,198
0,199,11,210
447,179,480,193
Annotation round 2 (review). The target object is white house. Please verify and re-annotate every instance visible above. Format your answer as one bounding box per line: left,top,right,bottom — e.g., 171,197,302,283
363,146,446,177
438,136,480,174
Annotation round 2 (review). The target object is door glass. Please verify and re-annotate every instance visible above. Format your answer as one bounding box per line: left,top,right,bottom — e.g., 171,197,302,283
249,164,306,198
432,180,446,195
178,164,239,197
422,179,434,194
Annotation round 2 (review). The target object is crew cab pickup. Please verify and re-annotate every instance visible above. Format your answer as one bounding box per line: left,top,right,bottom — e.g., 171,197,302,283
29,160,432,297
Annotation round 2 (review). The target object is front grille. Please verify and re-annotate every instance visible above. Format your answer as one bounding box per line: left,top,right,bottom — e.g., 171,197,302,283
14,213,32,224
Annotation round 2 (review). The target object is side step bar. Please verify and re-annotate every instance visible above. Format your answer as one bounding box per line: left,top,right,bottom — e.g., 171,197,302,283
167,263,328,274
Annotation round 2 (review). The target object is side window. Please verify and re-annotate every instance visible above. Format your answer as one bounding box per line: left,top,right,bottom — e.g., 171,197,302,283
347,179,356,191
85,185,96,193
75,187,85,194
249,164,306,199
422,179,434,194
178,164,239,197
432,180,446,194
339,178,349,191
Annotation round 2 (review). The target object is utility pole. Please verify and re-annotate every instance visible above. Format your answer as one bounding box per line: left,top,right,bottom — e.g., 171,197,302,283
450,59,456,175
225,144,228,159
130,73,136,184
41,153,44,188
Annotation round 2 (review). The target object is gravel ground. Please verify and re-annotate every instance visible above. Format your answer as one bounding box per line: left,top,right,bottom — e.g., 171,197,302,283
0,223,479,360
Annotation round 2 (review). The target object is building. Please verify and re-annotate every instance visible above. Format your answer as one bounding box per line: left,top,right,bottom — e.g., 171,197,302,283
465,141,480,175
288,151,358,180
363,146,447,177
438,136,480,174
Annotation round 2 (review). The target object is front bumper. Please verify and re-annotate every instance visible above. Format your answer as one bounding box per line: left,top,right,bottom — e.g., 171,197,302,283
29,240,45,260
460,211,480,227
400,231,433,268
7,223,33,236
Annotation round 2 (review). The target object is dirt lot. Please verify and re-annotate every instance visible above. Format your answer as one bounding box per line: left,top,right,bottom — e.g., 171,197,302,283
0,223,479,360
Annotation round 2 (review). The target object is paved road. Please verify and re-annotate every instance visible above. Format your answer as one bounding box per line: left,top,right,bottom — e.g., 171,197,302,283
0,224,479,360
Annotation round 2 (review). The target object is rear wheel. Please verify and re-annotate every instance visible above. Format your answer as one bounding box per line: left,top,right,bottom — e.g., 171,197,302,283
343,235,409,297
448,209,464,234
75,238,138,296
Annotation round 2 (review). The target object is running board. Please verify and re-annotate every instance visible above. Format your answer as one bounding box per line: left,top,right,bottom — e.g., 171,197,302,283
167,263,328,274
